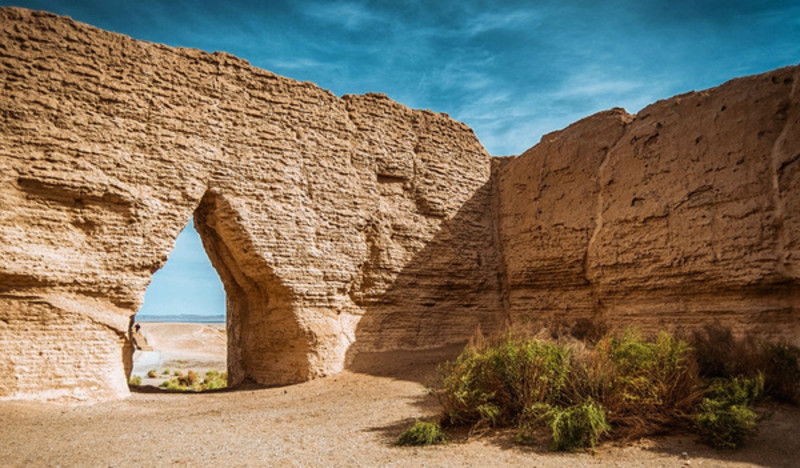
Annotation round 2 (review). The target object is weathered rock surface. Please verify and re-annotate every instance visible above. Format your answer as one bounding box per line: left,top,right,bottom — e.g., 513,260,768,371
0,7,797,402
0,8,503,401
496,66,800,341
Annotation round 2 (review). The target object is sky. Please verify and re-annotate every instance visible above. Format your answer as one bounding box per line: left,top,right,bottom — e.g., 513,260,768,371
5,0,799,318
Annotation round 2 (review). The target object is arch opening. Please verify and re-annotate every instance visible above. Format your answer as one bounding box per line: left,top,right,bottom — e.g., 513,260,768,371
130,218,228,390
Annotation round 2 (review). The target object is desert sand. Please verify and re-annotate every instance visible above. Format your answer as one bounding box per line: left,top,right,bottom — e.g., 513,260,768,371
1,323,799,467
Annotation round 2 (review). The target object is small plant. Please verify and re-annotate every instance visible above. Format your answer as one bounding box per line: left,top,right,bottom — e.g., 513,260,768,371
397,420,447,446
548,399,610,451
695,375,763,449
704,375,764,407
128,375,142,386
162,369,171,375
202,371,227,390
695,400,757,449
147,369,157,378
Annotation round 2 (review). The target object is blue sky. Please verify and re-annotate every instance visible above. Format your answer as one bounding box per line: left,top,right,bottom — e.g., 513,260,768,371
135,220,224,319
5,0,799,317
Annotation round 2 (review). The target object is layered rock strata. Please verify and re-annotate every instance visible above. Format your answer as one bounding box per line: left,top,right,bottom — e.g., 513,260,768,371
496,65,800,342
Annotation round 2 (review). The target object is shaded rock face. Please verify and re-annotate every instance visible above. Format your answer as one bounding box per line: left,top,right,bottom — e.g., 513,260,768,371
0,8,503,401
496,66,800,342
0,8,797,402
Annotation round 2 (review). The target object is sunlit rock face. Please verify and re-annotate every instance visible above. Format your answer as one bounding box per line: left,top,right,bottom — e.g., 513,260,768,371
495,66,800,342
0,7,797,402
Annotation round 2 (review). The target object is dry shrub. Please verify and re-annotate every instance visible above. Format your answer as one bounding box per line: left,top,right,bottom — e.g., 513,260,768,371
432,324,797,451
689,323,800,404
689,324,762,378
437,333,571,427
528,315,609,344
565,330,702,439
762,343,800,404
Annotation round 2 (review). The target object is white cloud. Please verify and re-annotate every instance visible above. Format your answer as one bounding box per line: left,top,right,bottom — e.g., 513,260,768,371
299,1,387,31
462,9,542,36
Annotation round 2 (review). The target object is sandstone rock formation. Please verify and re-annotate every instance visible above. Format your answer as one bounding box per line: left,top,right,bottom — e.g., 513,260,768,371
496,67,800,341
0,7,797,402
0,8,503,401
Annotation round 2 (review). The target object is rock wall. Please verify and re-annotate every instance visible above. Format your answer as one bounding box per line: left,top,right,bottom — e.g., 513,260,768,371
496,65,800,342
0,7,797,402
0,8,504,401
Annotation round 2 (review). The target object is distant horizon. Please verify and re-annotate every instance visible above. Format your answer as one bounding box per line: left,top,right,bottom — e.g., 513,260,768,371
136,313,226,324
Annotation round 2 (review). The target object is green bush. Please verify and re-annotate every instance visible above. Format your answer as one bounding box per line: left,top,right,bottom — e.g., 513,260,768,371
128,375,142,386
696,399,757,449
549,399,610,451
157,369,227,391
146,369,157,378
704,375,764,407
695,375,763,449
162,368,171,375
516,400,609,451
202,371,227,390
397,420,447,446
612,331,700,430
437,336,570,427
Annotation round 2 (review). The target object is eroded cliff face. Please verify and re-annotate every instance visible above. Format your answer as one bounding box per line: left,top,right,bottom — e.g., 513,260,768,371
496,65,800,342
1,7,797,403
0,8,503,401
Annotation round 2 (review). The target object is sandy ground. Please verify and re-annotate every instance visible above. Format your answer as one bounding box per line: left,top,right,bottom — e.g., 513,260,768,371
2,324,799,467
